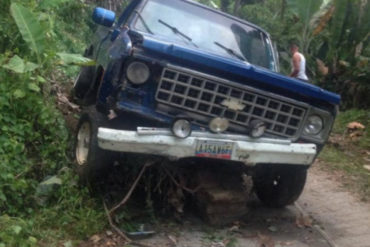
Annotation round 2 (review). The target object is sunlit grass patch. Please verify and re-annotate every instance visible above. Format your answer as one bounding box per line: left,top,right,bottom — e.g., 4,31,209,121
332,109,370,150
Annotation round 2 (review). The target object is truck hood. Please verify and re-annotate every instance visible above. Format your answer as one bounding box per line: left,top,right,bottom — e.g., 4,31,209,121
139,35,341,105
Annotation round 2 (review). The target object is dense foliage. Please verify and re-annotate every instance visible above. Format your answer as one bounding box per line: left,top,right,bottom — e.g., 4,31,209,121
0,0,104,246
200,0,370,109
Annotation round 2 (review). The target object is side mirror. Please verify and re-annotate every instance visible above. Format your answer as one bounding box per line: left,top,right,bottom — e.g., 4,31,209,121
92,7,116,27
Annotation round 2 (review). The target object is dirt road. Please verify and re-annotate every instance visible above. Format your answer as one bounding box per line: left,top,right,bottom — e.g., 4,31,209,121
299,164,370,247
82,163,370,247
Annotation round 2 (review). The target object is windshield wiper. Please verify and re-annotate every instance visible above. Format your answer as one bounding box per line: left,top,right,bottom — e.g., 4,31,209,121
158,19,198,48
134,10,153,34
214,41,247,62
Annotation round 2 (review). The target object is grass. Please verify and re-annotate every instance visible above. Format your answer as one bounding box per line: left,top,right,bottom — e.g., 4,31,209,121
0,205,105,247
202,229,238,247
0,170,106,247
331,109,370,149
318,109,370,201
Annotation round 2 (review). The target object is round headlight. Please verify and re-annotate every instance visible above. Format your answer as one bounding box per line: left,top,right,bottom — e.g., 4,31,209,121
172,119,192,138
209,117,229,133
126,61,150,84
304,115,323,135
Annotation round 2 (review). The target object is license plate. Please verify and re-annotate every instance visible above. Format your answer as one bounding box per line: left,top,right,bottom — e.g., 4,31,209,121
195,140,233,160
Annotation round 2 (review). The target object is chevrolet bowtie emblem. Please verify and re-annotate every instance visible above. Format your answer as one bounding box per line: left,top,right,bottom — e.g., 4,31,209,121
221,98,246,111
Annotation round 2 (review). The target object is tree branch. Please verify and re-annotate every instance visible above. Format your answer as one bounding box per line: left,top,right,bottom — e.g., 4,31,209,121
109,161,153,215
162,166,202,194
103,200,131,242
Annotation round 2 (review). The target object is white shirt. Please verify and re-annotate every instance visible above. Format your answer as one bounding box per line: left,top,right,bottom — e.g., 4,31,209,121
292,52,308,81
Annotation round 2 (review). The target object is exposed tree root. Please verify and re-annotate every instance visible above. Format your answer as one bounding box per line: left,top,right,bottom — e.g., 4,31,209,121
103,200,131,243
109,161,153,215
103,161,155,247
162,165,202,194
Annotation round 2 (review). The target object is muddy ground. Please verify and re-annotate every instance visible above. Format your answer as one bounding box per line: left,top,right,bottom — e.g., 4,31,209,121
79,162,370,247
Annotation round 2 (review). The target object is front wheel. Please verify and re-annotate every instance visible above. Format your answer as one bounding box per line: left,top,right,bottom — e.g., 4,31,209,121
252,164,308,208
75,107,114,185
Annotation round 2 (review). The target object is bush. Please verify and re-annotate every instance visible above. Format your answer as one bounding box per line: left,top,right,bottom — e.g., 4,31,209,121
0,71,68,215
0,1,105,246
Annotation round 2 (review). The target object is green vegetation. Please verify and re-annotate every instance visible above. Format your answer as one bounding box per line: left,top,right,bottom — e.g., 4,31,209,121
332,110,370,148
202,227,238,247
0,0,105,246
319,110,370,201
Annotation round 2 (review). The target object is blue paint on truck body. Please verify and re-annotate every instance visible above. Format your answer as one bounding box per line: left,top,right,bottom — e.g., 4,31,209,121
139,36,340,105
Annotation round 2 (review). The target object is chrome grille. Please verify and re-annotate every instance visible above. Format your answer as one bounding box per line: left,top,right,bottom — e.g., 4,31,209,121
155,68,308,138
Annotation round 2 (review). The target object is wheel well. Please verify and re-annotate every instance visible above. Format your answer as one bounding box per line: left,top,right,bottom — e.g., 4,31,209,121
82,65,104,106
91,65,105,98
95,66,104,86
84,45,94,57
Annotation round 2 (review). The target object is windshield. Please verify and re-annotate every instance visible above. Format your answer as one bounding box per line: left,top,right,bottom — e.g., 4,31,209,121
134,0,277,71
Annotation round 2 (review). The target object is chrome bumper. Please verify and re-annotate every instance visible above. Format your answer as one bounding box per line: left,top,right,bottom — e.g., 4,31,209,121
97,127,317,166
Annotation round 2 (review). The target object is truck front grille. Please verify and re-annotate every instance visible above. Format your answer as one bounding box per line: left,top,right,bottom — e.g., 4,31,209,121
155,68,308,139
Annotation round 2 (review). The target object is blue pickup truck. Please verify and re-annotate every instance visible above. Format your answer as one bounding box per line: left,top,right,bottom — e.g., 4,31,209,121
73,0,340,222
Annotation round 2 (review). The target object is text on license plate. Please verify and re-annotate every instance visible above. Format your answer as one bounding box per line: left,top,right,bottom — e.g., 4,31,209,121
195,140,233,160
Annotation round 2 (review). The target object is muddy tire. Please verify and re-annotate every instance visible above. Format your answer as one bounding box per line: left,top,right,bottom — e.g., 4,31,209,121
252,164,308,208
74,107,114,185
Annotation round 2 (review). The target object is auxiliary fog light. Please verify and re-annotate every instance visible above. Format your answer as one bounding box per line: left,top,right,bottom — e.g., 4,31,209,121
249,120,266,138
172,119,192,138
126,61,150,85
209,117,229,133
304,115,323,135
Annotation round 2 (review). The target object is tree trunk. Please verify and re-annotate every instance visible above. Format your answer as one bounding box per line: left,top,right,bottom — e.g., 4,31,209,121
87,0,126,12
220,0,231,12
336,0,351,47
233,0,242,15
280,0,286,20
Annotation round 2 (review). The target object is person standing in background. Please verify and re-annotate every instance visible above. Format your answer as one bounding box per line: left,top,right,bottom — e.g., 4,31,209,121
289,43,309,81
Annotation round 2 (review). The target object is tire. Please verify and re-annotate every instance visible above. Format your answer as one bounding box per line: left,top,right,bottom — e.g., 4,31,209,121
73,66,95,101
252,164,308,208
74,106,114,185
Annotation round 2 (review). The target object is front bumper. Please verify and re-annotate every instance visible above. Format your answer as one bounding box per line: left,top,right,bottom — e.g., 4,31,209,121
98,127,317,166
